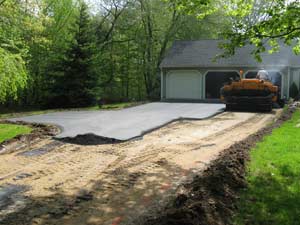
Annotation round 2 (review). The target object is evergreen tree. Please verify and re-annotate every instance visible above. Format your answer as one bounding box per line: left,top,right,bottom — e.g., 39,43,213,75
49,1,97,108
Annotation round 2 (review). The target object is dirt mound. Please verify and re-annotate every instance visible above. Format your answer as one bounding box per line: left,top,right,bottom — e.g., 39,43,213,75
141,107,296,225
58,133,121,145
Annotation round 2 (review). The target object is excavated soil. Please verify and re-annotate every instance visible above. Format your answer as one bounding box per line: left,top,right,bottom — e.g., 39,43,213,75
0,110,282,225
59,134,122,145
140,106,296,225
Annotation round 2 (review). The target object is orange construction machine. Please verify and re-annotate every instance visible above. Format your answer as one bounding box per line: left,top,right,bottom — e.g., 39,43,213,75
220,70,279,112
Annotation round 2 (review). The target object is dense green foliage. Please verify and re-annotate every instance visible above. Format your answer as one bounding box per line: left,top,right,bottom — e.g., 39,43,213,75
0,0,230,108
0,0,29,103
48,2,97,107
173,0,300,61
3,0,299,108
233,110,300,225
0,48,27,102
0,123,32,143
221,0,300,61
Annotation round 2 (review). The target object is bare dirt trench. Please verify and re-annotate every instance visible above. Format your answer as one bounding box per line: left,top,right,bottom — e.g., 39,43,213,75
0,111,279,225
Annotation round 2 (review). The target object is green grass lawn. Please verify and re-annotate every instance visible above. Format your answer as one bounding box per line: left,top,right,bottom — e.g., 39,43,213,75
233,109,300,225
0,124,32,143
0,102,142,119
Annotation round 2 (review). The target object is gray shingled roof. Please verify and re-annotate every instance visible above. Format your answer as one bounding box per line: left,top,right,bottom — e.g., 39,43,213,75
160,40,300,68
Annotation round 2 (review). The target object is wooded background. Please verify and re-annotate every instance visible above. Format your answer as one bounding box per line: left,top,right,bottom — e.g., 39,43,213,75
1,0,299,108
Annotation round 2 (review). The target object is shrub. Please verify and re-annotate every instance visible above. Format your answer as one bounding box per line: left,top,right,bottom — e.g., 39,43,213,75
289,82,299,99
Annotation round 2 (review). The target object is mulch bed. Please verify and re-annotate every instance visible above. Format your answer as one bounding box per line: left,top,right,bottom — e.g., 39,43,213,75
140,105,297,225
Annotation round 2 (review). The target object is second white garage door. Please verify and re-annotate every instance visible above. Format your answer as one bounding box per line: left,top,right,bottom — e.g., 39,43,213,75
166,70,203,100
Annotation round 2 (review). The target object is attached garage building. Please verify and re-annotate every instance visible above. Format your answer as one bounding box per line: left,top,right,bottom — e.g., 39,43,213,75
160,40,300,101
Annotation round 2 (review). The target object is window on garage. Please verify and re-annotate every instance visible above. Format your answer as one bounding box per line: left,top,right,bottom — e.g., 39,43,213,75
205,71,240,99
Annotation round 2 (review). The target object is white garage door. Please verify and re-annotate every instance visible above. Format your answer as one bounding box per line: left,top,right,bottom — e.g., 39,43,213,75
166,70,203,99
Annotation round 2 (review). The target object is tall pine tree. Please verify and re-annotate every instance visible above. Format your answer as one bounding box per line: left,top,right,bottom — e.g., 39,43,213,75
49,1,97,108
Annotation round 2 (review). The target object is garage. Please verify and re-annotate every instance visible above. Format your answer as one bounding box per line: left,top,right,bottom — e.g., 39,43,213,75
160,40,293,101
166,70,203,100
205,71,240,99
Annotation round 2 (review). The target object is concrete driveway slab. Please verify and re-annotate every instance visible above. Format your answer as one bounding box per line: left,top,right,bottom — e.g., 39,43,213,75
9,102,225,141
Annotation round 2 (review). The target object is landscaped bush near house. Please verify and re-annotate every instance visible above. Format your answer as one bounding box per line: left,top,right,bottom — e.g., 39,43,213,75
289,82,299,99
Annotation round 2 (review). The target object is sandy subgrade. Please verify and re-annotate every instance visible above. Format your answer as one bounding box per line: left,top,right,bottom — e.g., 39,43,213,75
0,110,279,225
140,106,296,225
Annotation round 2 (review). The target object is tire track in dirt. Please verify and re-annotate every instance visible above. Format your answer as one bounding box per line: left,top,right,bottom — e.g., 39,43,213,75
48,112,277,225
0,111,278,225
1,144,118,197
139,107,295,225
0,140,66,182
0,139,55,176
203,113,265,142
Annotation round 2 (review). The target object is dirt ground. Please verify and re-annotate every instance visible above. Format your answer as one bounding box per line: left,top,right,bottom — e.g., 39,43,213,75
141,106,296,225
0,110,280,225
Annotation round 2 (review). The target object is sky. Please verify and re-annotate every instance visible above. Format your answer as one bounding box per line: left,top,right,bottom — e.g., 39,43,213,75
85,0,113,14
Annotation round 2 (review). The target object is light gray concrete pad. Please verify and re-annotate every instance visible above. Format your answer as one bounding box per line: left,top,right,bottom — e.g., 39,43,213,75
10,102,225,141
